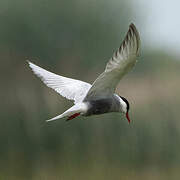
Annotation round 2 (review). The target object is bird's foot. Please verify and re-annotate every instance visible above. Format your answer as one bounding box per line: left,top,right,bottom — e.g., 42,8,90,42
66,113,81,121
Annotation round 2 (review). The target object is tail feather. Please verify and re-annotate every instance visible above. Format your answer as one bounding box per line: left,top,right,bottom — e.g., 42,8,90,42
46,114,64,122
46,103,88,122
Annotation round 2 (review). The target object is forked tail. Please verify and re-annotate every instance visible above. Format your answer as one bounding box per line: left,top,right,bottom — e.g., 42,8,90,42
46,114,64,122
46,103,88,122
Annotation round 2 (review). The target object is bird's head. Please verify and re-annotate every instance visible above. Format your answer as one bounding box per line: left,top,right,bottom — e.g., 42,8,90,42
119,96,130,124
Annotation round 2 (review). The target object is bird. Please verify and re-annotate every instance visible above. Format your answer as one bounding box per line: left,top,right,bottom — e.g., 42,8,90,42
28,23,140,123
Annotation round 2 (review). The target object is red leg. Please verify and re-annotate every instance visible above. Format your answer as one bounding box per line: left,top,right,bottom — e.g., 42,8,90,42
67,113,81,121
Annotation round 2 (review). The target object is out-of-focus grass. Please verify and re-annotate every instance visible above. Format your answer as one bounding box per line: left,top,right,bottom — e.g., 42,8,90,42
1,159,180,180
1,0,180,179
1,53,180,180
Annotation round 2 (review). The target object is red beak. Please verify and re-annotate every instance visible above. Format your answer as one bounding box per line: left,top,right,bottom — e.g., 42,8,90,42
126,112,131,124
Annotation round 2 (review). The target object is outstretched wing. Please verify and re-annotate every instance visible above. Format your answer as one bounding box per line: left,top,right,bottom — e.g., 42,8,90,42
28,61,91,104
84,23,140,101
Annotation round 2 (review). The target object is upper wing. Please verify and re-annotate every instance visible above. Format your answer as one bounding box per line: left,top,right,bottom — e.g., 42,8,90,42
84,23,140,101
28,61,91,104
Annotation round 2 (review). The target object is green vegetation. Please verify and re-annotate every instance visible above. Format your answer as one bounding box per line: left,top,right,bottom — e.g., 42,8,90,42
1,0,180,179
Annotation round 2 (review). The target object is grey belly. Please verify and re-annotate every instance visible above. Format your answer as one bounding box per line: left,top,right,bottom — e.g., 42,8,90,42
84,99,113,116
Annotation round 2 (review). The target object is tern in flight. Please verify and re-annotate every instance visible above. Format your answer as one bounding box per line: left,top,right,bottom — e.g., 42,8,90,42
28,23,140,123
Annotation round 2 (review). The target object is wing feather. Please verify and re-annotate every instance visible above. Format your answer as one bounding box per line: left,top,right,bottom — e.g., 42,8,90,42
84,23,140,101
28,61,91,104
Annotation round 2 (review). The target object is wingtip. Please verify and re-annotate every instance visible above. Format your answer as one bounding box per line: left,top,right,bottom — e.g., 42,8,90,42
119,23,140,54
26,60,33,67
129,23,141,55
129,23,136,29
129,23,139,37
26,60,30,65
27,61,39,70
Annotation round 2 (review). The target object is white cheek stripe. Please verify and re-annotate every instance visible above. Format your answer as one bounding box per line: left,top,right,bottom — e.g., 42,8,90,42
114,94,127,113
120,99,127,113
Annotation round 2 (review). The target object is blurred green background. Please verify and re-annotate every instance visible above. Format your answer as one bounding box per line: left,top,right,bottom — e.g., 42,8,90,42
1,0,180,179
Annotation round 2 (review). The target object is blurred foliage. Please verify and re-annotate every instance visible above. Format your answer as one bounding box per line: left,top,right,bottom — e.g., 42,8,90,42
1,0,180,179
